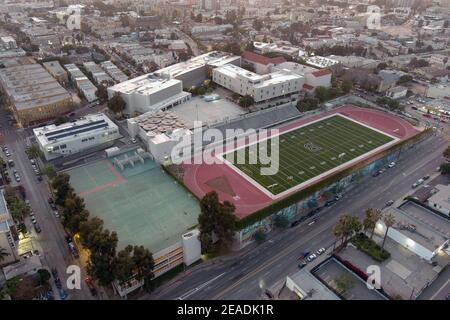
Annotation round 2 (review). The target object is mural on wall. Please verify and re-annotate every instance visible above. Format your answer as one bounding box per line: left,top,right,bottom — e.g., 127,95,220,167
237,140,423,248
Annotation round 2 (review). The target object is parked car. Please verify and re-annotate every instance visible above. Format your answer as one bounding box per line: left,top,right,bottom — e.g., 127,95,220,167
85,277,98,296
306,254,317,262
130,138,137,144
7,159,14,167
386,200,394,206
335,194,343,201
54,211,60,218
298,261,307,269
423,175,430,180
290,220,301,228
49,202,57,210
388,162,396,168
31,216,37,224
34,223,42,233
412,182,419,188
316,248,326,255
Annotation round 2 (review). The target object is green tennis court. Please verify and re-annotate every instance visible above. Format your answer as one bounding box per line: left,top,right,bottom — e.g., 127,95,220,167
67,151,200,253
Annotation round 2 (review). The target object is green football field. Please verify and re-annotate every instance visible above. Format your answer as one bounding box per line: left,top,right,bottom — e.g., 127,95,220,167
223,115,394,196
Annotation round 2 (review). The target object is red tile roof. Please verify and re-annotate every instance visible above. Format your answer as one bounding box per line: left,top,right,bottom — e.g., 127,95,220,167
242,51,286,66
312,69,332,77
303,84,314,91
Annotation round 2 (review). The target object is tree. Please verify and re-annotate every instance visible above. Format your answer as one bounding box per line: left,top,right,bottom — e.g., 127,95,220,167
363,208,382,239
443,146,450,158
62,195,88,233
0,246,10,262
439,162,450,174
95,85,108,102
198,191,236,253
238,95,255,108
86,228,118,286
0,157,5,169
273,215,289,229
132,245,154,291
51,173,73,206
107,93,126,116
54,116,69,126
315,86,331,103
79,217,104,249
113,245,135,283
253,18,263,31
253,229,266,244
37,269,51,286
333,214,361,246
381,213,396,249
26,144,42,160
341,79,353,94
42,164,57,179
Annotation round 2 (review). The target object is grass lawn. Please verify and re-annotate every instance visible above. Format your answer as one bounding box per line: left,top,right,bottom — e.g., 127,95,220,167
224,114,394,195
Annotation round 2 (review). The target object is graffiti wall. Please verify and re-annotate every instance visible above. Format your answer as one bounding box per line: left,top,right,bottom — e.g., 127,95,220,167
237,146,404,248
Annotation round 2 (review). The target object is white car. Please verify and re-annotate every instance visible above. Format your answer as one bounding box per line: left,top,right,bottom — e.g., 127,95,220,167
130,138,137,144
307,254,317,262
316,248,326,255
30,217,37,224
388,162,396,168
54,211,60,218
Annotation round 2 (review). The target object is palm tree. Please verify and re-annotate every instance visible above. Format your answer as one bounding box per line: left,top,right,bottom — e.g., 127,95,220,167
0,246,10,262
333,214,362,249
363,208,382,239
381,213,396,249
26,144,42,160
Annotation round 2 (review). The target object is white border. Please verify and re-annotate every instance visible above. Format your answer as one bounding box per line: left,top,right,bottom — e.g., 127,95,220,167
216,113,400,200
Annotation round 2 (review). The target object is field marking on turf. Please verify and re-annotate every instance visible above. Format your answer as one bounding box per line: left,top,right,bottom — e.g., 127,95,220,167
223,115,393,196
217,114,400,199
78,161,125,197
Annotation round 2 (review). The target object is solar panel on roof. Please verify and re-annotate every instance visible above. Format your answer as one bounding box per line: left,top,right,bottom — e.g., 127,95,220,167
47,122,109,141
45,120,106,138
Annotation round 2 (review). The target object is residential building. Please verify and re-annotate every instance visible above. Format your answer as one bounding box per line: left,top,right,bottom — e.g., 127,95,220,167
64,64,98,102
100,61,128,83
33,113,121,160
0,189,18,266
83,61,113,86
2,255,42,281
0,36,17,49
0,64,73,125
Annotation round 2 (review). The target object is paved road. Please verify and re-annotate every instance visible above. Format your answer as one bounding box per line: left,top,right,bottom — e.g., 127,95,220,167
146,132,448,300
175,29,200,56
418,266,450,300
0,108,94,300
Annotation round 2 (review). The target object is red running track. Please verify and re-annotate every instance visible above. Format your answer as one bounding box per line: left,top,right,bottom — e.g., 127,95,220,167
181,105,420,219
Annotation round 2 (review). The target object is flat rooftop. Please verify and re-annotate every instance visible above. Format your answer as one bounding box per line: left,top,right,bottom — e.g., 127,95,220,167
288,269,340,300
66,152,200,253
43,61,66,77
0,63,71,110
110,73,181,95
171,94,246,128
393,201,450,251
215,64,301,86
33,113,117,145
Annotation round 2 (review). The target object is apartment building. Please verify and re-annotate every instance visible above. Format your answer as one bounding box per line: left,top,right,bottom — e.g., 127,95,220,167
0,190,18,267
